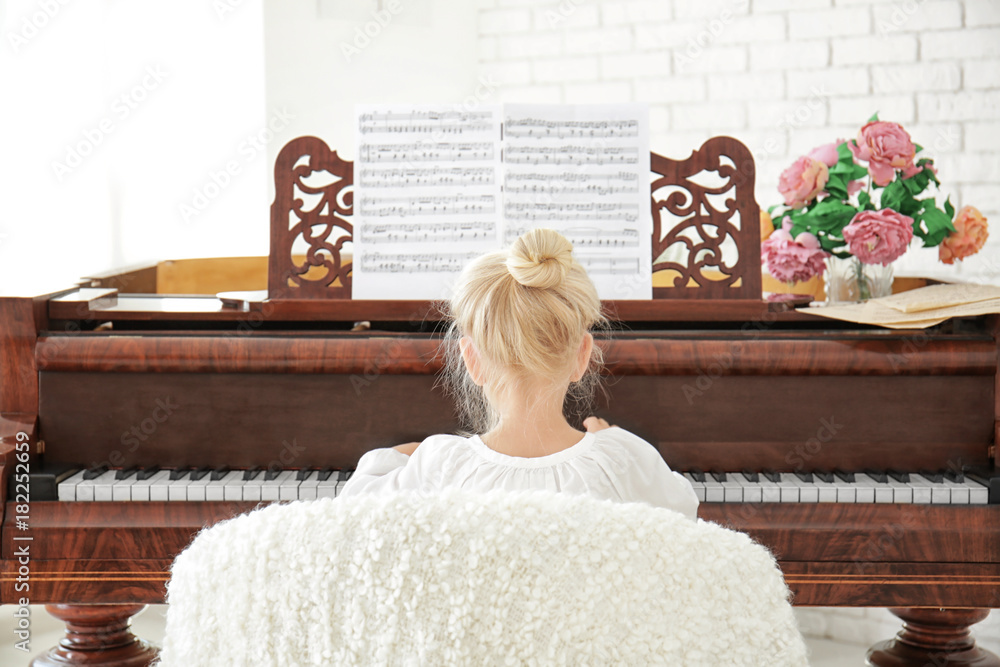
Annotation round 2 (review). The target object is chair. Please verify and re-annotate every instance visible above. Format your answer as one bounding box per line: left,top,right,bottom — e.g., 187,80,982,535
158,490,807,666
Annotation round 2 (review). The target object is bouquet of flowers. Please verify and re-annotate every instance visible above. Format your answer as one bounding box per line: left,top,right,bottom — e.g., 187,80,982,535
761,114,989,300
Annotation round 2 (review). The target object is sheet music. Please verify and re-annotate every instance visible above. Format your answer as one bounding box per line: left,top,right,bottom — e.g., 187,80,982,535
502,104,652,298
353,103,652,300
353,105,503,299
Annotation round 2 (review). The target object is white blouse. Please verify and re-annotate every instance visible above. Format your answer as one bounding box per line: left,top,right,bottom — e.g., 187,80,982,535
339,427,699,519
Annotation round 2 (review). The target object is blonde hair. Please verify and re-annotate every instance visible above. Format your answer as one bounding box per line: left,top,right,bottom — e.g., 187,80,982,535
442,228,606,434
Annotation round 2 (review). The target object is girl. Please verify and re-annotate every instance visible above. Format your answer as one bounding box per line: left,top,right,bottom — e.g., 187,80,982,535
339,229,698,518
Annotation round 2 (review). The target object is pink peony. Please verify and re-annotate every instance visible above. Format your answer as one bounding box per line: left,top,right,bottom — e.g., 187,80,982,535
761,218,829,283
778,156,829,209
842,209,914,266
848,121,921,187
806,140,844,167
847,180,864,197
939,206,989,264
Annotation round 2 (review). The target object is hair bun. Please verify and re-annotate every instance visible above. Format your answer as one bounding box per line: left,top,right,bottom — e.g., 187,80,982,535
505,228,574,289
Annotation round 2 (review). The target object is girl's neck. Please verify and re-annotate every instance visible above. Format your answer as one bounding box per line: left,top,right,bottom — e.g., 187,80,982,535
480,383,585,458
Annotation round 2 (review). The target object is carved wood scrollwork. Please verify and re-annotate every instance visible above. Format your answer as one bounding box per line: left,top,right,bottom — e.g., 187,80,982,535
268,136,354,299
269,135,763,301
650,136,762,300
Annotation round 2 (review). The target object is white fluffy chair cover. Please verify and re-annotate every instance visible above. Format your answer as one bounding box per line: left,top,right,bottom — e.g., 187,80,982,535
159,490,807,666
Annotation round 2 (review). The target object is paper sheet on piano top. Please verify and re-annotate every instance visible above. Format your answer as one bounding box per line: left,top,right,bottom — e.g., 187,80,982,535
352,103,652,300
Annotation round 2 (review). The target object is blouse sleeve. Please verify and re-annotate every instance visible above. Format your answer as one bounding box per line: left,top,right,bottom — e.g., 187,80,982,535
337,448,413,497
605,428,700,519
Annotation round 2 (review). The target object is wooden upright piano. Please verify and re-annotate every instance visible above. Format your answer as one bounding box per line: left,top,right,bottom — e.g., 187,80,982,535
1,136,997,666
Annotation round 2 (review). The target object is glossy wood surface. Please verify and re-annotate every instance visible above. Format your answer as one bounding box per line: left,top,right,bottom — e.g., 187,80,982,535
29,604,158,667
34,331,996,376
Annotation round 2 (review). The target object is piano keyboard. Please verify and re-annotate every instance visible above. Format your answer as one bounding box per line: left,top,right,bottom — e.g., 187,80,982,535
55,467,355,502
682,470,992,505
41,466,995,504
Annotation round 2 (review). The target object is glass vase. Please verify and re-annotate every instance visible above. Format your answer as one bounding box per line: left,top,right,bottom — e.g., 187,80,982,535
825,256,893,304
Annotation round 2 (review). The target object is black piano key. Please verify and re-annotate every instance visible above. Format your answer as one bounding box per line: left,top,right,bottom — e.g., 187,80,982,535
338,470,354,481
945,469,965,483
710,471,727,483
887,469,910,483
189,466,212,481
762,469,781,483
794,471,813,483
741,469,759,482
137,466,161,481
115,466,139,481
169,467,193,481
687,468,706,483
83,465,109,480
243,467,262,481
814,471,834,483
210,466,231,481
316,467,335,482
296,468,315,481
834,469,855,483
264,467,283,481
8,464,79,501
865,469,888,484
919,470,943,483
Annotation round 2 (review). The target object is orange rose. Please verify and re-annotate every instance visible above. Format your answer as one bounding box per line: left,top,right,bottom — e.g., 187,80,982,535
760,210,775,241
939,206,989,264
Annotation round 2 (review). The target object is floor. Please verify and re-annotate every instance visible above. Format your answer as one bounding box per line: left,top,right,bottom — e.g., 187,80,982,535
0,604,871,665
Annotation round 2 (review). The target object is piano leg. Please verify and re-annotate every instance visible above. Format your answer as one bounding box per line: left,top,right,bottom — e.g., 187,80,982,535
867,607,999,667
30,604,158,667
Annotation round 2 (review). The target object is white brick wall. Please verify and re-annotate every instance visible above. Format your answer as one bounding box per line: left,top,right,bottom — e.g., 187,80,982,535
478,0,1000,647
477,0,1000,284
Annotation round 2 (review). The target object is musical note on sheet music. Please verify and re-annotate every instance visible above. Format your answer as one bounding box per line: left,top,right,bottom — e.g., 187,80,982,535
359,195,496,218
359,111,493,136
359,167,495,188
503,145,640,166
504,118,640,139
360,251,481,273
361,221,497,244
503,226,640,249
358,142,495,163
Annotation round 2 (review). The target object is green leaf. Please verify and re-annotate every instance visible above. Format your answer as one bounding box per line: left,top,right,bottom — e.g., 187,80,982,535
880,179,908,211
944,197,955,219
867,112,879,122
858,190,872,210
836,142,854,163
912,198,957,247
914,143,924,153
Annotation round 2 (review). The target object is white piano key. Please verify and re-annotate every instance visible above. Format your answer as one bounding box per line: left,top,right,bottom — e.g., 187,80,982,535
58,470,86,501
816,479,838,503
279,472,303,501
168,472,195,502
903,475,932,504
112,474,138,502
791,477,820,503
828,476,856,503
298,471,320,501
261,470,296,501
150,472,175,501
92,470,120,502
719,476,743,503
132,470,170,501
336,471,354,496
860,474,894,503
207,471,242,501
734,474,762,503
850,475,877,504
316,473,340,499
75,473,101,502
185,472,213,502
757,476,781,503
242,473,265,501
885,477,914,504
942,477,969,505
913,474,951,505
700,477,724,503
774,474,800,503
966,479,989,505
683,473,706,503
